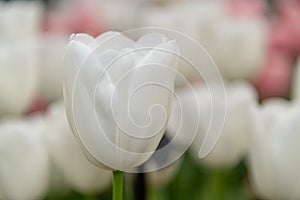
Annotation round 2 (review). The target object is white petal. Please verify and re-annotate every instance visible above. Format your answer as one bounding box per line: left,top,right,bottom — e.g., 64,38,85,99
45,102,112,193
187,81,257,168
93,32,135,55
0,41,38,115
0,119,49,200
135,33,168,48
69,33,97,48
111,40,180,162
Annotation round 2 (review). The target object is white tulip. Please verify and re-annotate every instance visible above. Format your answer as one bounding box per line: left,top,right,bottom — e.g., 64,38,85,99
100,0,141,30
169,81,257,168
197,81,257,168
140,1,223,41
0,41,38,115
38,35,67,102
0,1,42,40
0,116,49,200
140,0,267,81
248,99,300,200
140,1,223,84
45,102,112,194
64,32,179,171
212,18,267,80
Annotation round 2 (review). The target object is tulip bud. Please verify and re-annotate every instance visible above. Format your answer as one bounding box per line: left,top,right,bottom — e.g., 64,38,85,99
198,81,257,168
248,99,300,199
64,31,179,172
38,36,67,102
0,117,49,200
169,81,257,168
0,41,38,115
0,1,42,40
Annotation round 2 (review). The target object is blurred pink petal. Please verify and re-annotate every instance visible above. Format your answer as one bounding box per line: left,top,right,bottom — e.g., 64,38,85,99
270,0,300,55
43,1,108,37
225,0,266,18
255,50,292,98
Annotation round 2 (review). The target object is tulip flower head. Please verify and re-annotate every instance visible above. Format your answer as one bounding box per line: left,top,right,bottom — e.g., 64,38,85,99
0,117,49,200
168,81,257,168
0,41,38,115
248,99,300,199
64,31,179,172
194,81,257,168
38,35,67,102
0,1,42,40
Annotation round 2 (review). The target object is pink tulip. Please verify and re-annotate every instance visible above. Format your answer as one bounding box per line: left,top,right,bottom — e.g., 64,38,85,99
225,0,266,18
270,0,300,55
255,50,292,99
43,0,108,37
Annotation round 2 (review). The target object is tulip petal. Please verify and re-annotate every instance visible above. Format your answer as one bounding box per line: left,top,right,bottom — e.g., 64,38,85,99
135,33,168,48
0,119,49,200
69,33,97,48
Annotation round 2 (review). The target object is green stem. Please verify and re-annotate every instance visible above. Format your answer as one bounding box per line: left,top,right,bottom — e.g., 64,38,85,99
213,170,225,200
113,170,123,200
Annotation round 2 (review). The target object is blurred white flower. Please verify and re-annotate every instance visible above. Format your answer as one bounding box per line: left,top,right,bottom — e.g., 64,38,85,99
0,41,38,115
140,1,223,84
45,102,112,194
195,81,257,168
47,159,69,196
0,116,49,200
0,1,42,40
169,81,257,168
38,35,67,102
140,1,223,41
0,186,3,199
141,0,267,81
100,0,141,30
64,32,179,171
212,18,267,80
0,1,41,115
248,99,300,200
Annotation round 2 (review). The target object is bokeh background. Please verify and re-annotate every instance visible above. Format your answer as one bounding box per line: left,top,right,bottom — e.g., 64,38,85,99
1,0,300,199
